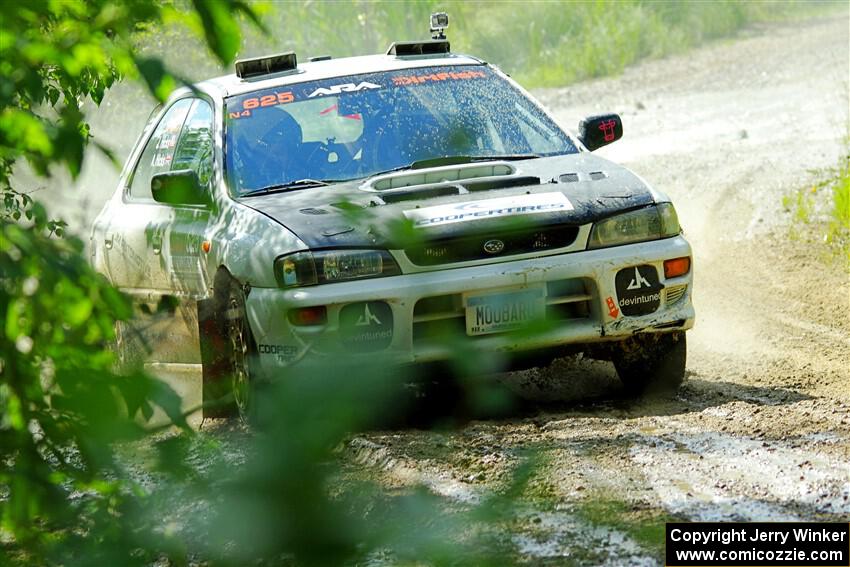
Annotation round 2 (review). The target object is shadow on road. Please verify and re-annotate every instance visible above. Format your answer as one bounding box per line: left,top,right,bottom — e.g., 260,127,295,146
382,361,815,430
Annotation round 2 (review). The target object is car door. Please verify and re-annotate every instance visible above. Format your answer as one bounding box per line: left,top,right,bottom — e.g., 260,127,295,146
162,98,214,298
102,98,193,295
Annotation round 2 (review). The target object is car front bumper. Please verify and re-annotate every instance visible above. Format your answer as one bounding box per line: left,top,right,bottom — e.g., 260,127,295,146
245,235,694,373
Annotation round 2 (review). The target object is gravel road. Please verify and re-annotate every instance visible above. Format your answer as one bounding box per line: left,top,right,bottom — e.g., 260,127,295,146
335,12,850,564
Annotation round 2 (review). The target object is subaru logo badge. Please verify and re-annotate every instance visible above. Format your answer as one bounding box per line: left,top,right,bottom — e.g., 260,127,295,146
483,239,505,254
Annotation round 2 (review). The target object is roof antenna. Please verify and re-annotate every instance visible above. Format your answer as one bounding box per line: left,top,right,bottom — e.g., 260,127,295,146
430,12,449,40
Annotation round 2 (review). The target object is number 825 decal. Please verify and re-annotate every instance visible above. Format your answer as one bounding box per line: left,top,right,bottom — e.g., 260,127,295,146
229,91,296,119
243,91,295,110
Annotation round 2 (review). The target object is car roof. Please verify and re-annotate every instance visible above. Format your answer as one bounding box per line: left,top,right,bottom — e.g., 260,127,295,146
190,52,485,99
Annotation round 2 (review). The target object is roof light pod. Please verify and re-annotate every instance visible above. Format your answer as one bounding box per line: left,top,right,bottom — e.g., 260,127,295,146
386,40,450,57
235,52,297,79
386,12,451,57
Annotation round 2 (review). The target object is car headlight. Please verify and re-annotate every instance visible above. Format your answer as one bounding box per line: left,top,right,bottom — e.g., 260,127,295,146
588,203,680,249
274,249,401,288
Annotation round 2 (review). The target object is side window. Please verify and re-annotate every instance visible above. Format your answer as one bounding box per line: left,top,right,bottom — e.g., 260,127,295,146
128,99,193,200
172,100,214,189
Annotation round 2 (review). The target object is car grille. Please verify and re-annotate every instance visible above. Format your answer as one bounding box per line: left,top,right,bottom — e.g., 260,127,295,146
405,225,580,266
411,278,594,344
665,284,687,305
544,278,593,321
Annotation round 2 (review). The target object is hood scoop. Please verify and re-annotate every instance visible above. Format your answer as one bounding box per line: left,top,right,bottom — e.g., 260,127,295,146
363,161,540,205
375,175,542,205
378,185,461,204
364,161,515,191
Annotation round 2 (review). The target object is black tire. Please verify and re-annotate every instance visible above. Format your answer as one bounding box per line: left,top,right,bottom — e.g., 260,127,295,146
613,331,686,396
200,272,259,420
420,373,465,415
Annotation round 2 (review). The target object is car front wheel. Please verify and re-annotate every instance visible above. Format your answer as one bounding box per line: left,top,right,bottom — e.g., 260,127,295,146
201,272,259,420
612,331,686,396
224,281,254,419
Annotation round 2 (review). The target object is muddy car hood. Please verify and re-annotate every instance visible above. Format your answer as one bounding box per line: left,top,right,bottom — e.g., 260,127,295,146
237,153,659,249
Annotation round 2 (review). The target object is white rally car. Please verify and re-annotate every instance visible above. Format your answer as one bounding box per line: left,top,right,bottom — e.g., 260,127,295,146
91,16,694,416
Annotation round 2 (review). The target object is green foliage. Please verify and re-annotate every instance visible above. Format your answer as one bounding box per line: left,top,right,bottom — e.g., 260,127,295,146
0,222,193,564
0,0,260,213
0,1,260,564
2,0,148,182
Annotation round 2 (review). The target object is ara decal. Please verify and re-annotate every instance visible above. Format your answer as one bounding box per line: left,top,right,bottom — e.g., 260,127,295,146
307,81,381,98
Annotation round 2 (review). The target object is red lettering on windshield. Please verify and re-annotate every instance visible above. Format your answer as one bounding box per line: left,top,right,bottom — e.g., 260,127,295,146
392,70,486,86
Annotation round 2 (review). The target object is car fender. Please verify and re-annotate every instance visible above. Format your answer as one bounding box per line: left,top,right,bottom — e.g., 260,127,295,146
206,200,306,291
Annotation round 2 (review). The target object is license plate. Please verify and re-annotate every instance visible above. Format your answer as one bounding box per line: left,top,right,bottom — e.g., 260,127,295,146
465,288,546,336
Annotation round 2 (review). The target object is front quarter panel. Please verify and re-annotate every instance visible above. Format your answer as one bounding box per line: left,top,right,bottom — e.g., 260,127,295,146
207,200,305,290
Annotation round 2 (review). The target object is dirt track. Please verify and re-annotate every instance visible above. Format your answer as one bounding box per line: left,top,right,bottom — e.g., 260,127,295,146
334,13,849,564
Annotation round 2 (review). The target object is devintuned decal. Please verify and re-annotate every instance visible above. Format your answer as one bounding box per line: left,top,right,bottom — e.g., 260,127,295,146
339,301,393,350
615,265,664,316
605,296,620,319
404,192,572,228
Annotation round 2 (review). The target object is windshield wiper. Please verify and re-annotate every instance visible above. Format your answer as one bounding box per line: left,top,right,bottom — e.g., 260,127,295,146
370,154,542,177
240,179,331,197
419,154,541,167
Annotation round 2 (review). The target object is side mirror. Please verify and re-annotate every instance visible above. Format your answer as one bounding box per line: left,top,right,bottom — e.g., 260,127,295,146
578,113,623,152
151,169,208,206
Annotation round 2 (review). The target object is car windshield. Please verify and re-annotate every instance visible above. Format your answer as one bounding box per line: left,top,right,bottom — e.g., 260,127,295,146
224,65,577,195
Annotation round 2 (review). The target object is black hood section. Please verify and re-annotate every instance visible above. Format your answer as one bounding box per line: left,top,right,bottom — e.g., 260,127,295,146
237,154,657,250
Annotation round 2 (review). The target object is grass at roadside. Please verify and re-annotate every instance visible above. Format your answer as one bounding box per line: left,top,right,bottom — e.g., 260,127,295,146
782,149,850,262
461,0,841,87
829,159,850,253
146,1,844,89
